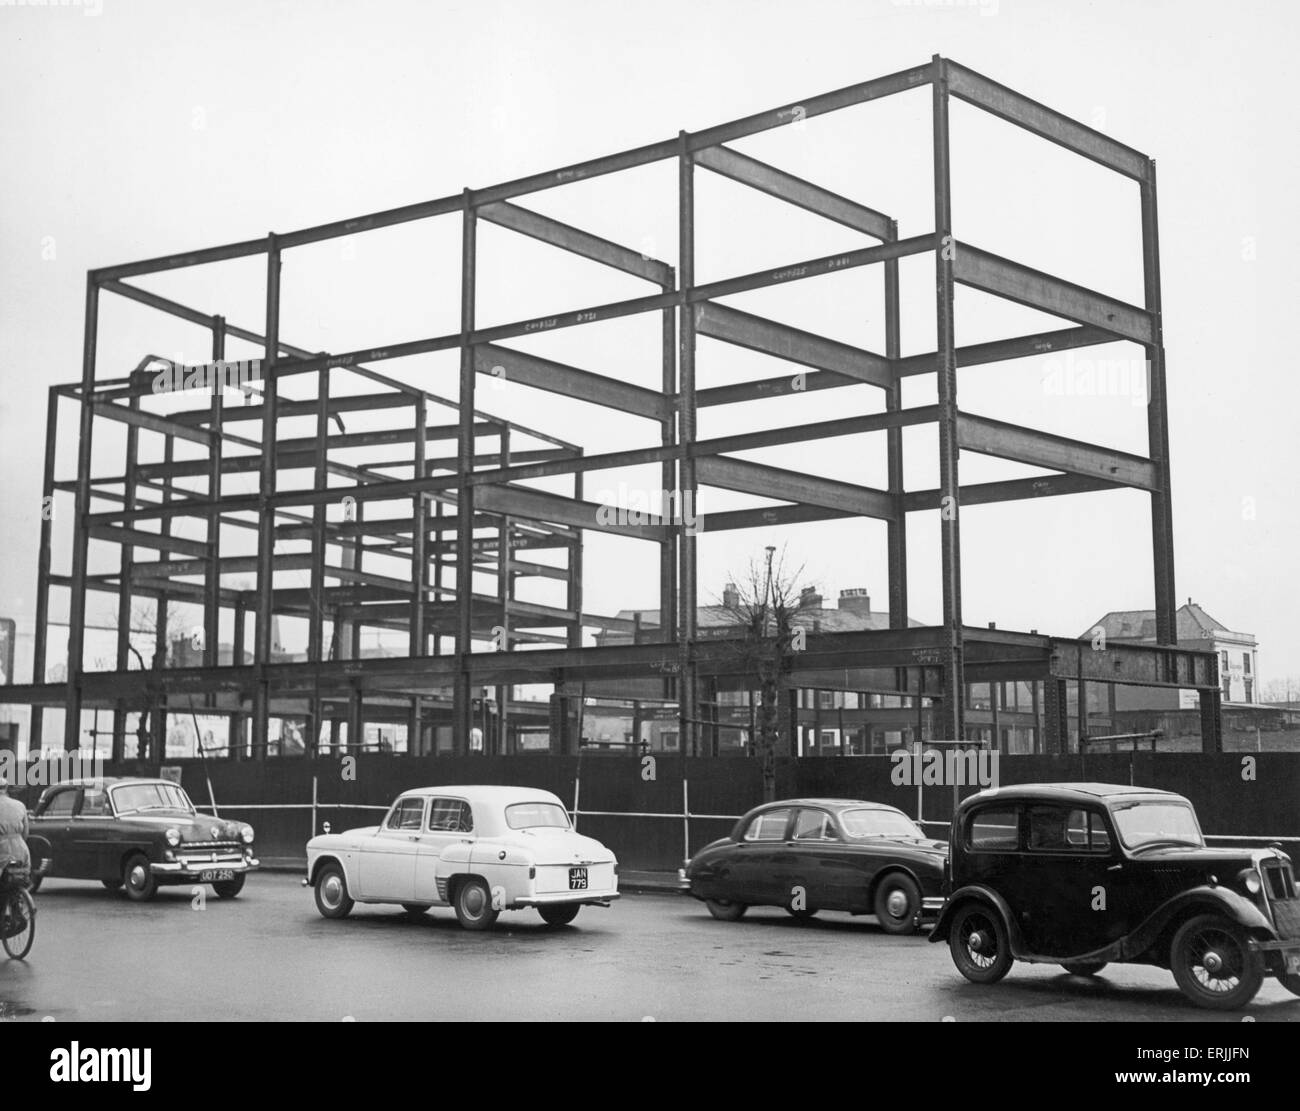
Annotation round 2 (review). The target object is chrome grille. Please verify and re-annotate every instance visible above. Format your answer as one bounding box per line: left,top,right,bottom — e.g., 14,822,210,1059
1270,898,1300,940
1264,861,1297,901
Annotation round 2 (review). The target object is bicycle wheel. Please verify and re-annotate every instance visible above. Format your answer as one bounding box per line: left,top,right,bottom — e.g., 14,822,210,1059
2,889,36,960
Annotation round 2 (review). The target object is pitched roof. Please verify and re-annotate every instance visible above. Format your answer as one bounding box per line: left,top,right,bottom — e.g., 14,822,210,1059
1082,602,1232,642
600,604,922,635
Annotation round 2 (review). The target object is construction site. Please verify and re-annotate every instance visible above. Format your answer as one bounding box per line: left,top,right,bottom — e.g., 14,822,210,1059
6,55,1286,870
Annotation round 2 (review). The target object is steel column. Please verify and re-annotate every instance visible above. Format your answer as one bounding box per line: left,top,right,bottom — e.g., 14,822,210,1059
677,133,699,756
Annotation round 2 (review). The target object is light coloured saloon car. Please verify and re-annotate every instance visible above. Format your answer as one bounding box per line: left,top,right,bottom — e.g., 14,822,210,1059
305,785,619,929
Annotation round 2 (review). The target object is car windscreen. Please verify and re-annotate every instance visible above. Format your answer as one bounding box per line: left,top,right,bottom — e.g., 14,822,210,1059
110,782,194,816
1111,801,1203,849
840,808,925,840
505,801,570,830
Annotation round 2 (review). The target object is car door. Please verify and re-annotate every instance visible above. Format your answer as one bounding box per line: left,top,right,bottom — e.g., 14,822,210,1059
729,807,794,906
785,807,859,911
355,796,425,902
414,797,475,905
31,786,81,878
70,783,118,879
1014,804,1117,957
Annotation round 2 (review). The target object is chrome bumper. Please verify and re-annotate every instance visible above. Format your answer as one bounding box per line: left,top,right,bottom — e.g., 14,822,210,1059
514,891,620,908
152,857,259,878
922,897,945,912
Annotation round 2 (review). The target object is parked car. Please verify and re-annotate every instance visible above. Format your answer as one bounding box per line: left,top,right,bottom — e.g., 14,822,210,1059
680,798,947,934
930,782,1300,1010
305,785,619,929
26,777,258,901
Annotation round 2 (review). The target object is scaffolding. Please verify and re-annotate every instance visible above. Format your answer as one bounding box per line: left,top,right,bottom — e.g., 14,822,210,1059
5,55,1223,759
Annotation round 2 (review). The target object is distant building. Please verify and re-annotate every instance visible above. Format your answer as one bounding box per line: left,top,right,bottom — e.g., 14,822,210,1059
1083,600,1259,707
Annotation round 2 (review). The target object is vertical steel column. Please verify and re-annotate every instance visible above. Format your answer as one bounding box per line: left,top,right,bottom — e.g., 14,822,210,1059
150,434,175,763
568,464,583,651
1043,677,1068,755
113,393,141,761
660,274,678,648
1140,161,1176,646
676,131,699,757
254,236,281,756
308,366,329,663
31,387,60,748
884,219,907,628
204,317,225,668
64,277,99,750
453,191,478,752
1199,688,1223,754
495,425,511,754
410,395,428,657
931,56,965,743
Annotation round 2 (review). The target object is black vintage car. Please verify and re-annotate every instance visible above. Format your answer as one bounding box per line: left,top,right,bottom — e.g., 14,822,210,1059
681,798,946,934
26,778,259,901
930,782,1300,1010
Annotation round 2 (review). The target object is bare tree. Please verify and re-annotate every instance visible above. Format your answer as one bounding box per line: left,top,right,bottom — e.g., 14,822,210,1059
716,546,808,803
1260,677,1300,704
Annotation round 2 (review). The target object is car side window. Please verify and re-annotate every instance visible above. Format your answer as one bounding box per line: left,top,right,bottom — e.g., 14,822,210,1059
80,787,108,817
1028,805,1097,852
386,797,425,831
792,809,836,841
743,808,792,841
428,799,473,833
967,807,1019,851
42,789,78,818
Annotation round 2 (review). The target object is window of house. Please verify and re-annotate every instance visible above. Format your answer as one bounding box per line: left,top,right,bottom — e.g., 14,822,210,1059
1244,679,1253,703
1243,653,1251,674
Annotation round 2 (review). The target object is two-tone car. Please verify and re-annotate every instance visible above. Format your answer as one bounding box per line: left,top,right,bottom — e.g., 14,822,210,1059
930,782,1300,1009
681,798,947,934
27,777,259,901
305,785,619,929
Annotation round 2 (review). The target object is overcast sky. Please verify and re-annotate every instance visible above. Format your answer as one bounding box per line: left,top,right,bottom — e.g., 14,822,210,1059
1,0,1296,685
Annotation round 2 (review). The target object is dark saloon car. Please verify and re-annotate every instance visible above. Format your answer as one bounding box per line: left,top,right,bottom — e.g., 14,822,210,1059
681,799,946,934
930,783,1300,1010
26,778,259,901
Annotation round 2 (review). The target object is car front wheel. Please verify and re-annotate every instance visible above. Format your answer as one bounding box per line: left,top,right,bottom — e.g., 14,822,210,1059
1061,961,1108,977
874,873,922,935
453,877,499,931
949,903,1014,984
313,863,353,919
539,904,580,928
1170,915,1264,1010
122,854,158,902
704,898,747,921
213,875,246,899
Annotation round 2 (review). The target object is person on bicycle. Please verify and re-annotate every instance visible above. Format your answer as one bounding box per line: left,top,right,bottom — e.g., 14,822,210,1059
0,771,31,873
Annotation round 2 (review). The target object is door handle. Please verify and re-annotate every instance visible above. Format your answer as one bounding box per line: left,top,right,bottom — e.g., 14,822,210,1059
408,835,421,842
1107,863,1123,871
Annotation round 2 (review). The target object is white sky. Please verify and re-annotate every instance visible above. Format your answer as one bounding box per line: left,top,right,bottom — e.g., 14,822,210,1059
1,0,1297,683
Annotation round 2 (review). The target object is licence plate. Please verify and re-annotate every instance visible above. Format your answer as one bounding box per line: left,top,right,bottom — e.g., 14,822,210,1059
199,869,235,883
569,867,588,890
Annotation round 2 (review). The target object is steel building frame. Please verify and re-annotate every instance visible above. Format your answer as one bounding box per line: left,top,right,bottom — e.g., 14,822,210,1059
7,56,1223,758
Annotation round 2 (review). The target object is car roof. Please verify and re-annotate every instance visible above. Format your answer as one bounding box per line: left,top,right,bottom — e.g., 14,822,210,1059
958,782,1185,808
392,785,564,804
46,777,174,789
750,798,905,812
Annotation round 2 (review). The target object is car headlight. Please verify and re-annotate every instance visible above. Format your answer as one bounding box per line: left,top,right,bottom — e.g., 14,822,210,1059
165,828,181,847
1237,867,1262,895
241,825,255,844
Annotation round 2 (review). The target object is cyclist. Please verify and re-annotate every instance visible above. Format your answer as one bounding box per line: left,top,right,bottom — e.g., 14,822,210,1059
0,770,30,873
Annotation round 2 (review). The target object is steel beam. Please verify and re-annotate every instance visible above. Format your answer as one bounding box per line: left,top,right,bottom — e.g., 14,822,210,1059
955,413,1158,491
953,243,1154,345
695,301,892,389
903,472,1120,512
477,484,668,540
473,344,668,419
696,455,894,520
693,145,891,239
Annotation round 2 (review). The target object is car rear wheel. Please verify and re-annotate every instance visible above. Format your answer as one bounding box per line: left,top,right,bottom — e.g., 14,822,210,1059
1170,915,1264,1010
949,903,1014,984
122,854,158,902
1061,961,1108,977
213,875,245,899
539,904,581,928
704,898,747,921
313,863,353,919
874,873,922,936
453,877,499,931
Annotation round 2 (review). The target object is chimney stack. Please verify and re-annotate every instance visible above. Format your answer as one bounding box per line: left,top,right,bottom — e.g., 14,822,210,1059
799,585,823,611
722,582,739,609
838,587,872,615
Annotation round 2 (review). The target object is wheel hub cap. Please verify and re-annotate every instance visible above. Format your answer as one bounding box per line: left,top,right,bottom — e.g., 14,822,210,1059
130,865,146,888
464,888,485,915
323,876,342,905
886,890,909,918
969,929,990,954
1203,950,1224,974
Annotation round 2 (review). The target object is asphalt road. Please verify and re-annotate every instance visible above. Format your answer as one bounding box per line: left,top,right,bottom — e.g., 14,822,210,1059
3,874,1298,1022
